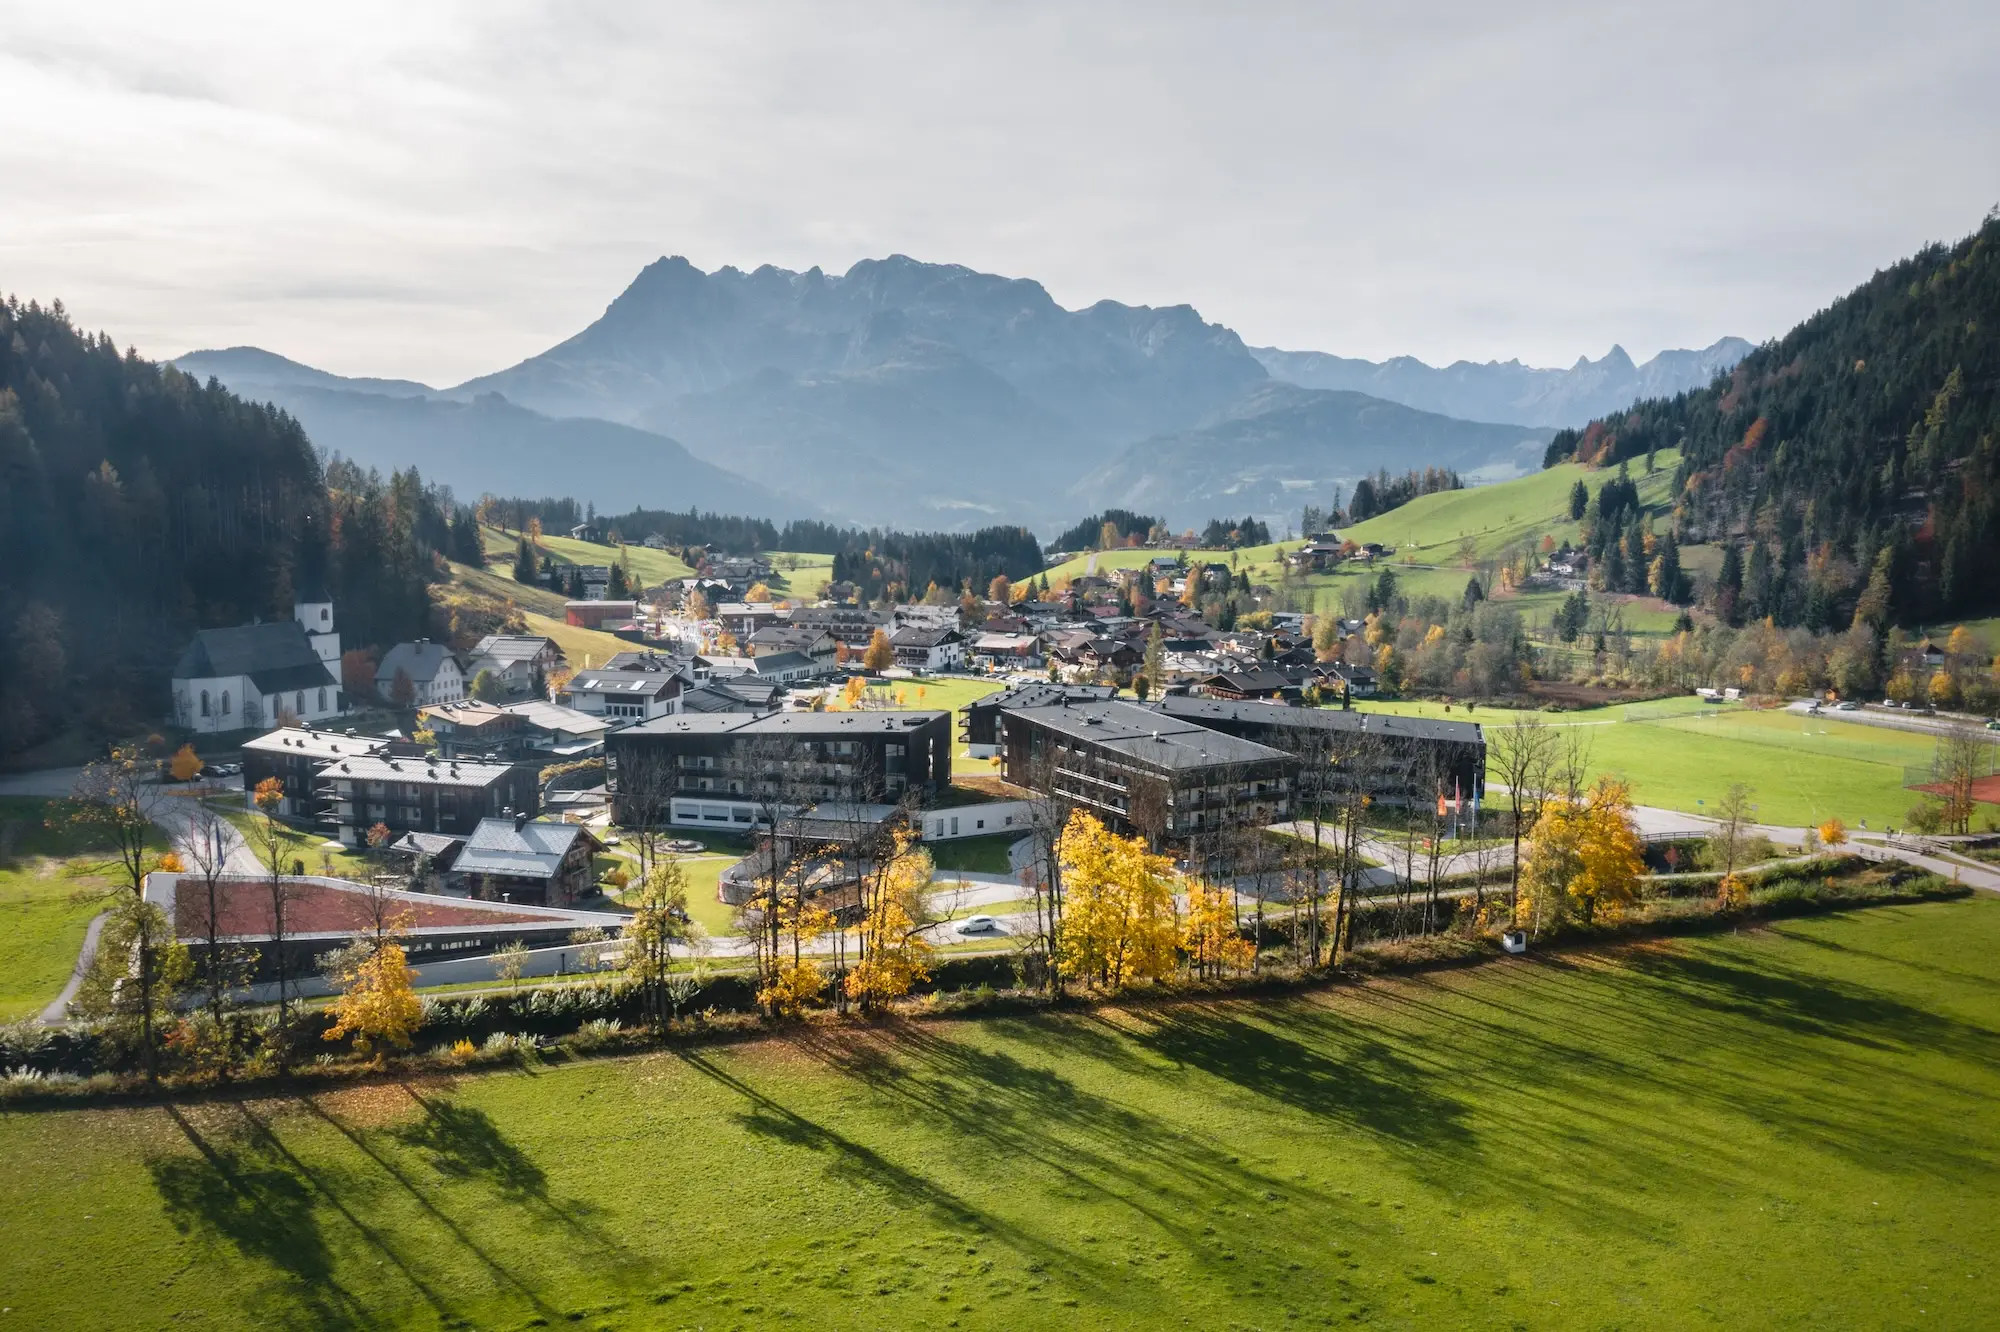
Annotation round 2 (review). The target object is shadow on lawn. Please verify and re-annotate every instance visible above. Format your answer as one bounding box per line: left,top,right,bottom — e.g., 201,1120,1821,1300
150,1106,378,1330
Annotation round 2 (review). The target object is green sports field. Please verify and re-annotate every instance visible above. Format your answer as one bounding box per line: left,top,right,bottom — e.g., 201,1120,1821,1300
1355,698,1960,828
3,896,1995,1329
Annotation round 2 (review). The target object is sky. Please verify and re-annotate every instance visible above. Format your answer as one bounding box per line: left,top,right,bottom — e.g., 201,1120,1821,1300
3,1,1997,387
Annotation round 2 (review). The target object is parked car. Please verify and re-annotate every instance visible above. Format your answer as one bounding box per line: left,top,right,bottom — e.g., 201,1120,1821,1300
1836,701,1859,711
957,914,999,934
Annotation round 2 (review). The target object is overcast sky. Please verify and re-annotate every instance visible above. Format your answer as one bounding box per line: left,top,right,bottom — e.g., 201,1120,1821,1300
3,1,1997,386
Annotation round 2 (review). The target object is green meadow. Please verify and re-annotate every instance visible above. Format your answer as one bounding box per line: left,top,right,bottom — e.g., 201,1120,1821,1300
3,898,1996,1329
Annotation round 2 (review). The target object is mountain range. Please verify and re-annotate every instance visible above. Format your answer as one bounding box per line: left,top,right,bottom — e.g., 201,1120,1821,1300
1248,338,1755,429
178,256,1748,533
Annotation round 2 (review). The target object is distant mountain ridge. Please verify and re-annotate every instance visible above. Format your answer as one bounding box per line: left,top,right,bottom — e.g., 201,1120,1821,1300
1076,382,1554,528
181,255,1745,531
1249,337,1753,429
174,348,802,520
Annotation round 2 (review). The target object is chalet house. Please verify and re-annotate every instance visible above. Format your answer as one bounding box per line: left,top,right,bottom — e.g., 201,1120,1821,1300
891,625,966,672
642,533,671,550
788,605,891,647
717,602,786,638
501,699,613,759
464,635,565,697
1198,667,1297,702
417,701,526,759
1287,541,1346,572
892,604,961,632
569,522,601,542
1328,663,1379,697
748,624,838,671
702,651,819,684
970,632,1043,670
172,592,345,734
704,555,773,584
448,814,603,906
678,676,784,714
240,727,386,818
562,663,689,721
315,753,540,847
375,640,466,707
607,710,953,828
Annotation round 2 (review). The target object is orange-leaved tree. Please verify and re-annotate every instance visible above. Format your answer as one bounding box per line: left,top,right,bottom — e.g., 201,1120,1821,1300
862,628,894,673
323,942,421,1056
1057,810,1177,988
1817,817,1848,847
169,743,204,784
1182,880,1252,980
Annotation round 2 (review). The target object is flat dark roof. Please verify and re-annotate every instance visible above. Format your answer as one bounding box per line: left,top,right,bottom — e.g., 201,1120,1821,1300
618,710,951,740
1149,695,1483,744
1005,700,1292,771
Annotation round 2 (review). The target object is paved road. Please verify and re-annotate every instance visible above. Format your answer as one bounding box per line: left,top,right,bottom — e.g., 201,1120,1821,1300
1782,698,2000,742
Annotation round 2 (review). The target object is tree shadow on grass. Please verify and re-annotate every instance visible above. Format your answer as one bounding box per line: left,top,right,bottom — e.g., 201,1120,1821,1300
149,1106,366,1330
677,1047,1140,1305
1619,945,2000,1063
390,1095,547,1200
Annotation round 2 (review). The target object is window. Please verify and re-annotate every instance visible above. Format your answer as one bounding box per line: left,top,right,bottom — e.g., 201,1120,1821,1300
200,690,210,717
220,691,231,715
320,607,329,623
317,688,327,711
295,691,305,715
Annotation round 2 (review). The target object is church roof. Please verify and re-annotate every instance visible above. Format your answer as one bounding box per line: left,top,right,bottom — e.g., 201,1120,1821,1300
173,621,336,694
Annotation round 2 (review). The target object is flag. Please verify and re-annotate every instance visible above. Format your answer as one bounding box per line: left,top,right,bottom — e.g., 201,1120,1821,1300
1436,787,1448,818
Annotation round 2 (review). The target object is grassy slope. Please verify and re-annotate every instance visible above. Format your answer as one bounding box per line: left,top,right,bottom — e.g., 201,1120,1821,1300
482,527,695,586
4,899,1997,1328
1040,454,1686,633
1354,696,1940,827
0,797,121,1021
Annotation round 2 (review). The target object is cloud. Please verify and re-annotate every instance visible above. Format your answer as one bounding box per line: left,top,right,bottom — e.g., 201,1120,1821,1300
2,1,1996,383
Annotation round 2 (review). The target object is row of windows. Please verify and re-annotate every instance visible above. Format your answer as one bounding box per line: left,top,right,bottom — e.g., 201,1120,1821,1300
198,687,327,718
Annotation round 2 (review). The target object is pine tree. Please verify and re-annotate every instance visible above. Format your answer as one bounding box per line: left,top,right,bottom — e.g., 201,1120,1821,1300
513,537,537,584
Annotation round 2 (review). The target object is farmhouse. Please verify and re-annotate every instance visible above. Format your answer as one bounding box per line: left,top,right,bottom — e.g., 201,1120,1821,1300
566,599,639,629
171,592,344,734
448,814,604,905
375,640,466,706
890,625,966,671
464,634,565,697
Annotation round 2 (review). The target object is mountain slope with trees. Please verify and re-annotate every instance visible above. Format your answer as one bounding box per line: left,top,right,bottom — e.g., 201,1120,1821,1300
0,298,465,759
1547,212,2000,629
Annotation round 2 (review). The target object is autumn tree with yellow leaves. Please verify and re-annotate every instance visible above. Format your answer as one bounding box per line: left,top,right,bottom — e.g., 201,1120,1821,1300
862,627,894,673
1519,776,1645,935
1057,811,1177,988
1181,880,1252,979
323,941,422,1057
847,830,937,1012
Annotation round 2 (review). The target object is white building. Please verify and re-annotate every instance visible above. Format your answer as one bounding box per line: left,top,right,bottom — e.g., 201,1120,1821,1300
375,640,467,706
171,593,345,734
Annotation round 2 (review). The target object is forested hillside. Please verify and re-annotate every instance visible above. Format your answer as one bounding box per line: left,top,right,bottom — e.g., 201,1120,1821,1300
1546,213,2000,629
0,297,448,759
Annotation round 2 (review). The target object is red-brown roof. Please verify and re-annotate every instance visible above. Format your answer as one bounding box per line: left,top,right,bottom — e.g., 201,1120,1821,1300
171,877,574,939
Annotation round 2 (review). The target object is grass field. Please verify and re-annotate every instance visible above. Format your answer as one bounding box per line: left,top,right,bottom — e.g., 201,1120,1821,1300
481,528,695,587
0,797,124,1021
197,797,377,880
925,833,1020,875
1350,696,1955,828
4,897,1996,1328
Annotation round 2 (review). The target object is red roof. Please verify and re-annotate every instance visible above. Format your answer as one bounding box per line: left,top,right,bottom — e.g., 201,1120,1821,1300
171,877,571,939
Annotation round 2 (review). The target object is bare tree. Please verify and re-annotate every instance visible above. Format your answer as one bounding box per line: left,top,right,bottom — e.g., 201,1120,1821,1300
1555,726,1594,804
1323,728,1381,965
723,734,813,1001
1489,716,1557,925
1020,741,1075,994
1931,722,1991,837
247,777,299,1036
1710,782,1757,879
63,747,168,1077
612,745,676,879
179,801,250,1030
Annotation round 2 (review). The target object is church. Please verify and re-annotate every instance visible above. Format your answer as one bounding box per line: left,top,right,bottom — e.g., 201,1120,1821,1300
170,588,347,734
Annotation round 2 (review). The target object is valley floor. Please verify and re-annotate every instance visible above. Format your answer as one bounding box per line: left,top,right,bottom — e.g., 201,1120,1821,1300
4,898,1998,1329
